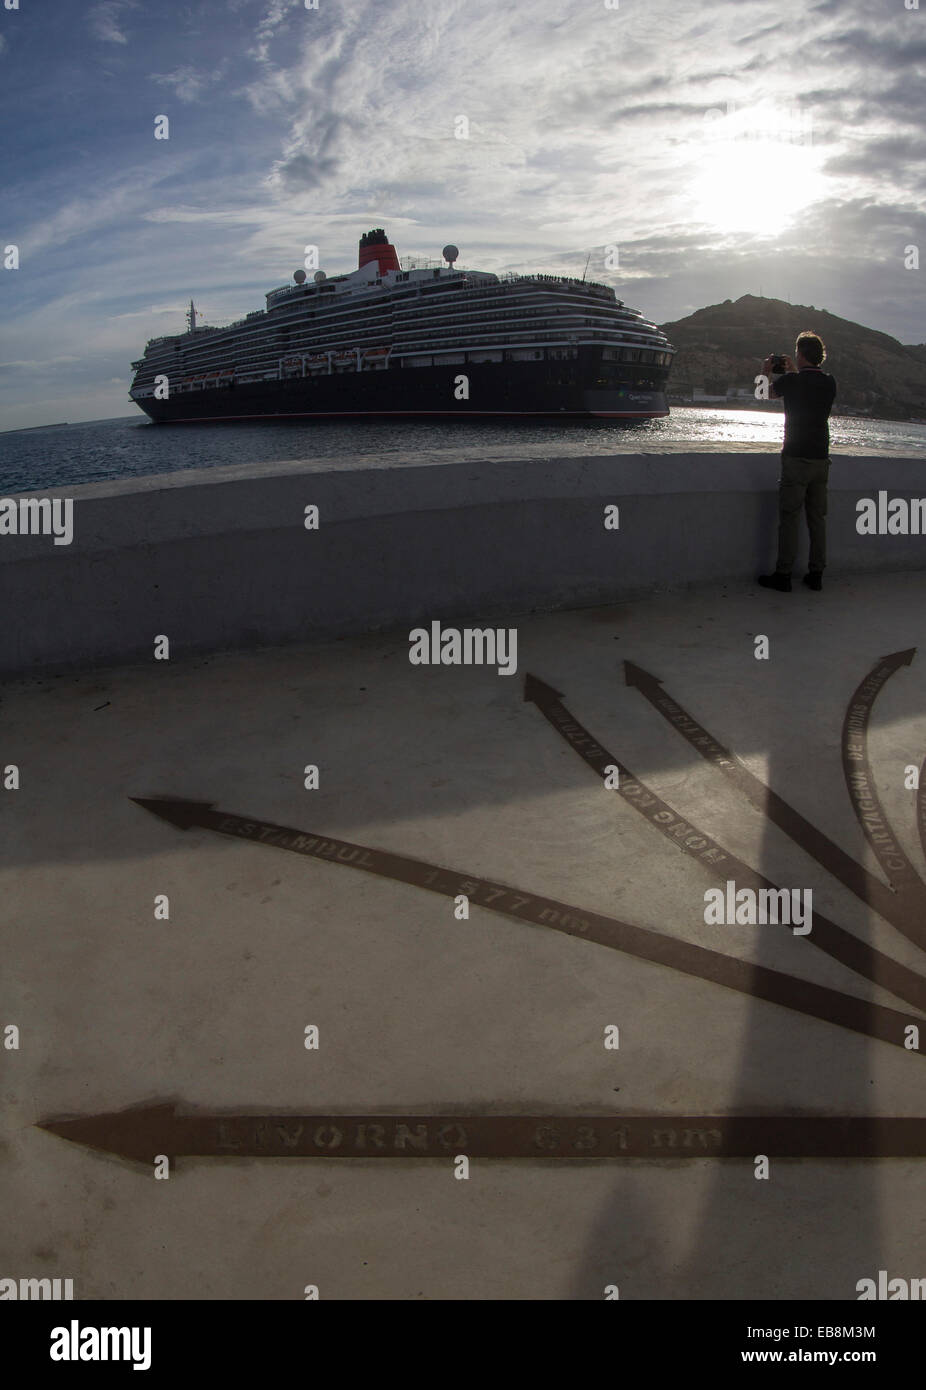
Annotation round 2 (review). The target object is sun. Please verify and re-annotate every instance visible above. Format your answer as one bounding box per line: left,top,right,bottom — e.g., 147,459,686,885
688,140,823,238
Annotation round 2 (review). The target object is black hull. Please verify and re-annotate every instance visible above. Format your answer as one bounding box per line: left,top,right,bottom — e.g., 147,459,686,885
134,358,670,423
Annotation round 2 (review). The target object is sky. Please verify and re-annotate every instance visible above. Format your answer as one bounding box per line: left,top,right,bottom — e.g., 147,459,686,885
0,0,924,430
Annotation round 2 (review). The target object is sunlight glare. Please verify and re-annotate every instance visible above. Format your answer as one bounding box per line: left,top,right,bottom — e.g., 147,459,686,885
689,141,822,237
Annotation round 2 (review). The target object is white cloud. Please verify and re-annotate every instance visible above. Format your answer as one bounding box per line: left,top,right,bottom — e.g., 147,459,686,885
18,162,199,259
141,205,272,227
88,0,138,46
0,356,82,371
4,0,926,429
249,0,298,66
150,63,228,104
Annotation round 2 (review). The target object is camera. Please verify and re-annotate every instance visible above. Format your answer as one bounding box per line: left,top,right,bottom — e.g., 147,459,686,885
769,354,788,374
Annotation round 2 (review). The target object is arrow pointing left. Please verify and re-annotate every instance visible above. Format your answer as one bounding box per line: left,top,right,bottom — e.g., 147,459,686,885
37,1104,926,1163
126,796,926,1057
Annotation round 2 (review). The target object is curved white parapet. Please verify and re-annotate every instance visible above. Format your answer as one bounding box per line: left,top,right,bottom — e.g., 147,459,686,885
1,447,924,674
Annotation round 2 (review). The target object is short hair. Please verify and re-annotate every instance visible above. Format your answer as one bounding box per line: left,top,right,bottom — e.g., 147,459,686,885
796,332,825,366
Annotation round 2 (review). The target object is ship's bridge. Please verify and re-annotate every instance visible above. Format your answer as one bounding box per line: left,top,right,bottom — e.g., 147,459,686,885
265,278,345,310
264,262,499,311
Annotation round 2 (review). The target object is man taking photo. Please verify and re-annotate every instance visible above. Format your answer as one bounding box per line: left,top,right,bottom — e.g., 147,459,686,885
757,332,837,592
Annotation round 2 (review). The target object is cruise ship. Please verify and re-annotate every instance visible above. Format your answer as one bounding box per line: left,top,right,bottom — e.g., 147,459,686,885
129,229,675,422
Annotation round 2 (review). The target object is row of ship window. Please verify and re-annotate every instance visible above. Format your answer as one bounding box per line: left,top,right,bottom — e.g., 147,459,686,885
262,294,643,330
149,344,670,381
263,305,644,336
602,347,673,366
167,305,658,359
167,282,637,347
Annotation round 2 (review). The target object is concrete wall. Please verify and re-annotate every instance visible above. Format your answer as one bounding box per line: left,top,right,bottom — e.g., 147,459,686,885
2,449,924,674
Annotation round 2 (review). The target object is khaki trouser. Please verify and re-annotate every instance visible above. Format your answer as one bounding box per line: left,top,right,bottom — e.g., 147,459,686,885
775,453,830,575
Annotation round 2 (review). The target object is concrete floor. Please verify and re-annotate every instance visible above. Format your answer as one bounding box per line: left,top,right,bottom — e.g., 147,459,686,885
3,571,926,1299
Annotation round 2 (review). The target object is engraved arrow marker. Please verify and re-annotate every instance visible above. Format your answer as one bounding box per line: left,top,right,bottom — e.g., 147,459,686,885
128,798,925,1057
37,1103,926,1164
523,673,926,1015
842,650,926,925
624,659,925,948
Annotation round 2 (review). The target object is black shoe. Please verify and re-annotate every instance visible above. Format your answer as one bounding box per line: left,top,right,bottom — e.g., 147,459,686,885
758,572,792,592
802,572,823,591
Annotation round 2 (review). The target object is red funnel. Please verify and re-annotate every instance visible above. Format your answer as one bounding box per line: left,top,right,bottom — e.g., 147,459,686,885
358,229,400,275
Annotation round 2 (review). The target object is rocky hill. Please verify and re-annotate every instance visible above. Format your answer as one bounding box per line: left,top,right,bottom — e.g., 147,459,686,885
660,295,926,420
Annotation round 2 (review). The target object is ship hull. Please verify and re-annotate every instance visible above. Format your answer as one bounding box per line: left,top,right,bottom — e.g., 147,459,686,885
134,358,670,423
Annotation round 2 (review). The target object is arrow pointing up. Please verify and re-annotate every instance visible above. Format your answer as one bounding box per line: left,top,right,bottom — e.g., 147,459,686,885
881,648,916,669
622,657,926,949
522,673,563,704
129,798,216,830
524,670,926,1014
842,650,926,928
623,661,662,691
